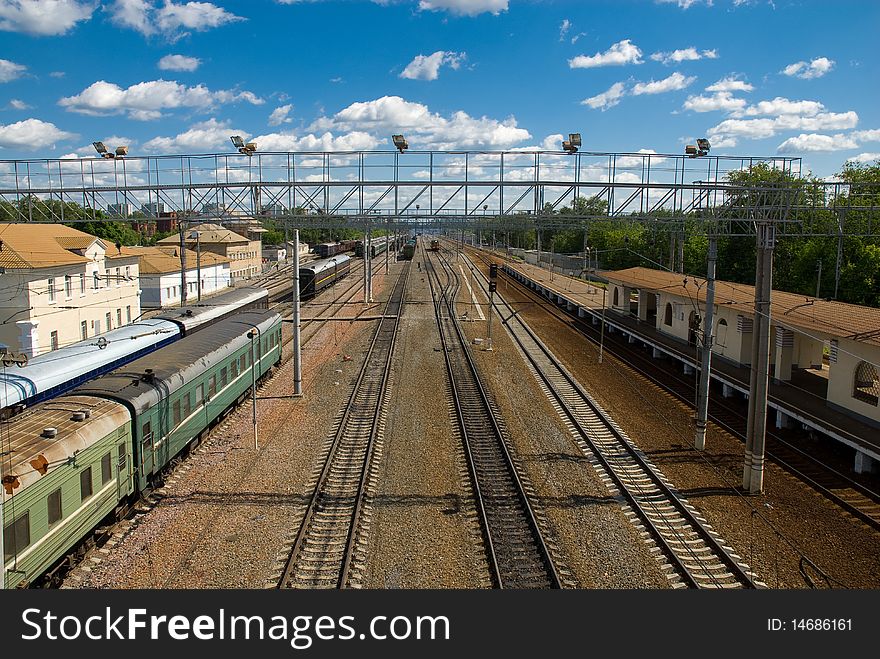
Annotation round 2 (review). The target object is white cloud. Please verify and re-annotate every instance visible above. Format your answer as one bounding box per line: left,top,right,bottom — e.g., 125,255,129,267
650,47,718,65
251,130,379,153
109,0,244,39
581,82,626,110
143,118,248,152
738,96,825,117
158,54,201,71
683,92,745,113
268,104,293,126
777,133,858,153
631,72,695,95
782,56,834,80
559,18,570,41
569,39,643,69
656,0,711,7
49,70,65,78
0,118,76,149
417,0,508,16
0,58,27,83
8,98,30,110
707,110,859,147
852,129,880,143
849,152,880,164
400,51,466,81
59,79,264,119
310,95,530,150
0,0,95,35
705,75,753,92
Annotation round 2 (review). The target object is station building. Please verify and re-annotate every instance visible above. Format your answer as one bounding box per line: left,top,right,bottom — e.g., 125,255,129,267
0,223,141,358
127,246,231,308
158,223,261,282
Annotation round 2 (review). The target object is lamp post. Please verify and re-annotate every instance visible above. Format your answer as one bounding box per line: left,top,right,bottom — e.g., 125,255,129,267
190,230,201,301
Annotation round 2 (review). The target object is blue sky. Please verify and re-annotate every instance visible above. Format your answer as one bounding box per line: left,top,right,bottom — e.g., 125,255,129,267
0,0,877,179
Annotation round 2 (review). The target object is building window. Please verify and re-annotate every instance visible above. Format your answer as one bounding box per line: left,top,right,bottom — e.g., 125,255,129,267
48,278,56,302
117,308,122,327
126,306,132,323
115,267,121,287
853,361,879,406
125,266,131,281
48,488,62,526
3,512,30,562
81,321,88,341
80,273,86,294
65,275,72,298
106,312,112,331
664,303,673,327
613,287,619,307
101,452,112,485
50,331,59,351
80,467,93,501
94,272,100,290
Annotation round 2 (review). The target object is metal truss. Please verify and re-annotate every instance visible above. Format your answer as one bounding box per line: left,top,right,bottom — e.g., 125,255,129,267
1,150,878,237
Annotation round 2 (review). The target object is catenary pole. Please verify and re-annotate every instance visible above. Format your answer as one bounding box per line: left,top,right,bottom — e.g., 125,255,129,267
292,228,302,397
694,235,717,450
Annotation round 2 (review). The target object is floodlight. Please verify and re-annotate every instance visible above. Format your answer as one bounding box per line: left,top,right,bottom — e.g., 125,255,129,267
685,144,698,157
245,142,257,154
696,138,710,153
93,141,108,155
569,133,582,148
392,134,408,153
115,146,128,157
230,135,245,149
562,140,574,153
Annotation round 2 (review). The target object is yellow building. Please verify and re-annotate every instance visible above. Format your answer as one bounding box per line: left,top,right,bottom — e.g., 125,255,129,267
157,223,261,282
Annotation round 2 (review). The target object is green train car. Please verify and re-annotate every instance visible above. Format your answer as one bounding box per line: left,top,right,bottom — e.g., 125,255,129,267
2,311,282,588
401,239,417,260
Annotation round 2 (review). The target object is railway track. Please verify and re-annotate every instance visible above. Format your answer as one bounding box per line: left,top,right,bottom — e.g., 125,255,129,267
458,248,760,589
475,251,880,532
426,247,563,589
277,262,410,589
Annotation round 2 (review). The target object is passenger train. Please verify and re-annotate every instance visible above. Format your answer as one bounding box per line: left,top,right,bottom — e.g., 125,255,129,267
1,311,282,588
299,254,352,298
0,287,268,417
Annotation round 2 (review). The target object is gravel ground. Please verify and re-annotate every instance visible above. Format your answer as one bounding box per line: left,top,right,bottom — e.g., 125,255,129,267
468,248,880,589
447,248,672,588
360,252,488,588
66,267,399,589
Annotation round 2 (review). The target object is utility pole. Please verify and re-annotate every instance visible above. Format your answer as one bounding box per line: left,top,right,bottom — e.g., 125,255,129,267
292,228,302,397
694,236,717,450
744,222,775,494
178,219,188,307
195,230,202,302
815,259,822,299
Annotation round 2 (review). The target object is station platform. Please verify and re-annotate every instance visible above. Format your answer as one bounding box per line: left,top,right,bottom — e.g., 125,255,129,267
499,257,880,470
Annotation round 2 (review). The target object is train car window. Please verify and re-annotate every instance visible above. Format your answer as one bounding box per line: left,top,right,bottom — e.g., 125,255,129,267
240,355,247,372
142,421,153,451
47,489,62,526
3,512,30,561
173,399,182,426
184,392,192,417
231,359,238,378
195,384,204,405
101,452,112,485
118,442,127,472
80,467,93,501
220,367,228,388
208,376,216,399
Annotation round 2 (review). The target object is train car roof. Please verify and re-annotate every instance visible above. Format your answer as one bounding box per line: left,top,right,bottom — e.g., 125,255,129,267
73,311,280,415
1,395,131,502
301,254,352,274
0,318,181,411
155,286,268,332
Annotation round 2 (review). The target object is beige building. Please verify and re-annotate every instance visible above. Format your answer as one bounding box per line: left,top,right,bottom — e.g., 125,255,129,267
603,267,880,428
0,223,141,357
157,223,261,282
126,246,231,308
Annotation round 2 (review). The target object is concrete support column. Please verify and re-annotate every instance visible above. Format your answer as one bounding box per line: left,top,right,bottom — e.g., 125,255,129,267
854,452,877,475
774,327,795,382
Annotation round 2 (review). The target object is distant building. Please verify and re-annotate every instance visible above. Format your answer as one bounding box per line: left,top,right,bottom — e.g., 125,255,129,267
285,240,311,258
141,202,165,217
0,223,141,357
129,246,231,308
107,202,134,218
262,245,286,262
261,203,287,217
157,223,261,282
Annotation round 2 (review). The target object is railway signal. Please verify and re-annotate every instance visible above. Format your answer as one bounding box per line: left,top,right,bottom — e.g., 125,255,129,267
486,263,498,351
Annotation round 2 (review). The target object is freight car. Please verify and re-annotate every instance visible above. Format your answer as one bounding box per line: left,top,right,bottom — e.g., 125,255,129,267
0,287,269,417
314,240,357,258
1,311,282,588
299,254,352,298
